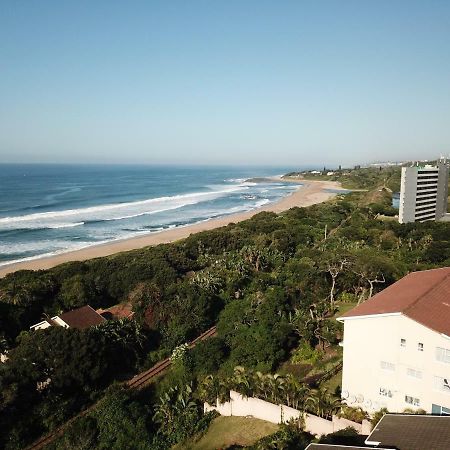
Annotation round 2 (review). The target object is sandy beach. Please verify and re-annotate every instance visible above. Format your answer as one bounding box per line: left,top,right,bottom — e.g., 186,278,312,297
0,179,343,278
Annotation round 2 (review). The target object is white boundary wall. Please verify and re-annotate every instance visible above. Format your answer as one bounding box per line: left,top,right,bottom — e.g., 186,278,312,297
204,390,372,437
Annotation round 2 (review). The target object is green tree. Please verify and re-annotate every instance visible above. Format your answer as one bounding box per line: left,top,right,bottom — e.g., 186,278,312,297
94,388,153,450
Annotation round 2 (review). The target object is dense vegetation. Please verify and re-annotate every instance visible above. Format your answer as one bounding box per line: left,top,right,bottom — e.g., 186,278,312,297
1,167,449,449
285,165,402,191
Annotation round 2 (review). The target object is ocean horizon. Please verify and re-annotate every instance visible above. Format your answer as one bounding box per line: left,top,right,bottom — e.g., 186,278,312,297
0,164,313,267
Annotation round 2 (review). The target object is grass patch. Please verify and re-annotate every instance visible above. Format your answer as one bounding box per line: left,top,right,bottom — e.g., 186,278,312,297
322,369,342,395
333,301,358,318
180,416,279,450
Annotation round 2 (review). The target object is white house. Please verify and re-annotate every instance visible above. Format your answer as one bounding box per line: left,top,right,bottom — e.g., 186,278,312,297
338,267,450,415
30,305,105,331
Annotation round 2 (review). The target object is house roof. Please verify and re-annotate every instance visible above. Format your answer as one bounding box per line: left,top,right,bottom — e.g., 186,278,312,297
59,305,106,329
366,414,450,450
97,303,134,320
339,267,450,336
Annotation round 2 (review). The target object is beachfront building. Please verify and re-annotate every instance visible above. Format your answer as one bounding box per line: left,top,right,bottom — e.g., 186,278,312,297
30,305,105,331
337,267,450,415
398,158,449,223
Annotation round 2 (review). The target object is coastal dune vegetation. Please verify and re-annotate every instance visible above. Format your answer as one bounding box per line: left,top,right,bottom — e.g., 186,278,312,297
0,167,449,449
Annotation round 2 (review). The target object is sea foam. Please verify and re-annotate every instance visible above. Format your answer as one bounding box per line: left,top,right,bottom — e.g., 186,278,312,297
0,186,244,230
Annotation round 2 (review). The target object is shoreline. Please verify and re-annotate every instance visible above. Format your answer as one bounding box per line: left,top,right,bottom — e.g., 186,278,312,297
0,179,343,278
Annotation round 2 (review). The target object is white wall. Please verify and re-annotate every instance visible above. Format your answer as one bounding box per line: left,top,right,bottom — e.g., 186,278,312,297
30,316,69,330
30,320,52,331
341,314,450,413
204,390,371,437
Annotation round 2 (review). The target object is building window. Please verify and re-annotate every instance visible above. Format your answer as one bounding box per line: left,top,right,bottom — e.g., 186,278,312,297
405,395,420,407
380,361,395,371
418,343,424,352
436,347,450,364
434,376,450,393
379,388,393,398
407,368,423,379
401,338,406,347
432,404,450,415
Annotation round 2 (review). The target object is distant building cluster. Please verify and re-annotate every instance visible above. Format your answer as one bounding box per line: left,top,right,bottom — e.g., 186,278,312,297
399,158,449,223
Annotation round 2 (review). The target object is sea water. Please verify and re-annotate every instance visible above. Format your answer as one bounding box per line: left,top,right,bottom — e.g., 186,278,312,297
0,164,308,266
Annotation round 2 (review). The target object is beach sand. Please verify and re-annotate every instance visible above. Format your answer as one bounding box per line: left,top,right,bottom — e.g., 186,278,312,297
0,179,343,277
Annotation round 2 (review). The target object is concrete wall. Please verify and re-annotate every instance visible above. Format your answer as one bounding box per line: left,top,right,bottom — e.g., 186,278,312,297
204,390,370,437
340,314,450,414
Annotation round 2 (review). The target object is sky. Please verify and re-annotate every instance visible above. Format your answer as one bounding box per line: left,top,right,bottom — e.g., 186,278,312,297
1,1,450,167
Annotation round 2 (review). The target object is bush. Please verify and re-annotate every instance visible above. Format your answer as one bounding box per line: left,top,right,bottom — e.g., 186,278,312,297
403,408,427,414
337,406,369,423
371,408,388,428
319,426,365,446
291,342,324,365
249,422,313,450
338,292,358,303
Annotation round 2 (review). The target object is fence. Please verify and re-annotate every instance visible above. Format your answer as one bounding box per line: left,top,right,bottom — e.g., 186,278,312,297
204,390,372,437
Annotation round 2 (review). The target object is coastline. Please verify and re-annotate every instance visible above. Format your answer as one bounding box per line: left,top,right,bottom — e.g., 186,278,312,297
0,179,343,278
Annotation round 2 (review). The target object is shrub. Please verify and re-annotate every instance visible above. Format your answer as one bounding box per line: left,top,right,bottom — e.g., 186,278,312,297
403,408,427,415
291,342,324,365
337,406,369,423
319,426,365,446
371,408,388,428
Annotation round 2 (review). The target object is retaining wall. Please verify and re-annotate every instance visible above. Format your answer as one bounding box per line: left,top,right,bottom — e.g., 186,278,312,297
204,390,372,436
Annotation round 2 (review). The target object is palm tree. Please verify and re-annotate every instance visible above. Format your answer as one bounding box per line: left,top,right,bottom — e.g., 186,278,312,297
230,366,254,398
306,387,341,419
253,371,272,400
267,373,285,404
284,374,309,410
198,374,229,405
0,282,31,306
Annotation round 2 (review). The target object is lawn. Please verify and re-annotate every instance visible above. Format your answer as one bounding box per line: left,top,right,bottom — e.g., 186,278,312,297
322,369,342,394
179,416,279,450
333,301,358,318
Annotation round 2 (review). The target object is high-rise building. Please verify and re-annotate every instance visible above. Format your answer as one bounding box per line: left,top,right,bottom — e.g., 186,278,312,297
398,158,449,224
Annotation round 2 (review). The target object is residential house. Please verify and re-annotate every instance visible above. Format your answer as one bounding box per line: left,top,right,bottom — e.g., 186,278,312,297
30,305,106,331
366,413,450,449
338,267,450,414
306,414,450,449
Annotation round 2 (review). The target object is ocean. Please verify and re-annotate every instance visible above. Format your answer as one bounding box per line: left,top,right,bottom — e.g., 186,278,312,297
0,164,307,267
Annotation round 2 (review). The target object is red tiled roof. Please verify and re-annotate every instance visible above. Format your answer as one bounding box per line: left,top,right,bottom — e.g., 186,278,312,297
59,305,106,329
339,267,450,336
97,303,134,320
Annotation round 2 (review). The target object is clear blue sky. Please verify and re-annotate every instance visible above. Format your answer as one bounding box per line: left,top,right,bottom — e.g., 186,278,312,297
1,1,449,166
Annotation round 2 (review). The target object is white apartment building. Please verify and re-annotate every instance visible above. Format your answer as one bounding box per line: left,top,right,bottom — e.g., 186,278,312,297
399,158,449,223
338,267,450,415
